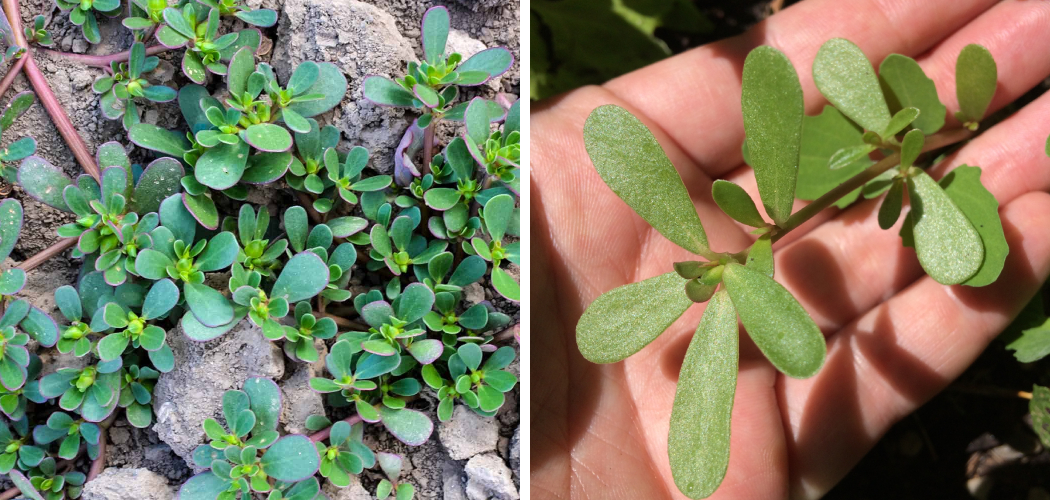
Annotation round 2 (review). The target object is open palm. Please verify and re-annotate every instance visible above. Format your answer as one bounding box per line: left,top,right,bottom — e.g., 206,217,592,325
531,0,1050,498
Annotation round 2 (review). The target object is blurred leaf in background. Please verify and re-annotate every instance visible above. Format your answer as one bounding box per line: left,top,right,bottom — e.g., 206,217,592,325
531,0,713,100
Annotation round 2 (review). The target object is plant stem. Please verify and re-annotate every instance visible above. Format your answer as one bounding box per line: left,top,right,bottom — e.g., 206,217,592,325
23,54,101,181
0,56,25,100
36,45,171,68
949,383,1033,400
86,428,106,481
422,123,435,176
308,414,363,443
17,238,77,272
2,0,26,48
493,324,518,343
317,311,368,331
771,127,974,243
295,191,323,224
0,487,19,500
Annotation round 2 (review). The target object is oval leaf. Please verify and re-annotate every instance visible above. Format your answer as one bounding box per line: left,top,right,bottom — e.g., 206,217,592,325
907,171,984,285
271,252,329,303
813,38,891,134
712,180,765,227
955,44,997,126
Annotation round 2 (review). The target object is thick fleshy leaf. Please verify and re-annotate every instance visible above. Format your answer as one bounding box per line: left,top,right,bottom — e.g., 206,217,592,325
197,232,239,272
378,406,433,446
18,156,71,210
181,309,247,341
483,194,514,242
878,54,946,134
133,249,173,280
491,267,519,302
906,171,984,285
583,105,709,255
406,339,443,365
937,166,1006,287
327,217,368,238
362,76,416,107
243,123,292,152
132,158,184,214
0,199,22,262
227,47,255,97
0,137,37,162
244,377,281,434
722,263,826,378
457,48,514,82
286,63,346,118
576,272,693,363
235,8,277,27
196,141,250,190
712,180,765,227
955,44,997,126
271,252,329,302
741,45,803,225
0,268,24,296
8,470,44,500
812,38,891,133
182,193,219,230
899,129,924,170
128,123,191,158
396,283,434,323
185,282,235,327
260,435,319,482
178,472,230,500
422,6,449,64
667,292,743,497
142,279,179,320
21,306,59,347
242,152,291,184
878,180,904,230
0,92,34,133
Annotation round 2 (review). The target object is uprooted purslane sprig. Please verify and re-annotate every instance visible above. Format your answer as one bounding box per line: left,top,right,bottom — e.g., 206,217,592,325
2,2,519,499
577,39,1003,499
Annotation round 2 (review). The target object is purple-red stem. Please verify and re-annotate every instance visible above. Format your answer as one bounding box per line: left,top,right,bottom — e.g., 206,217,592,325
422,123,435,176
86,428,107,481
0,486,19,500
0,56,25,100
308,414,364,443
23,54,100,181
36,44,170,68
317,311,368,331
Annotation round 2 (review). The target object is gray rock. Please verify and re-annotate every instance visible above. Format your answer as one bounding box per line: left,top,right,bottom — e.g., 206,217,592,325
153,318,285,465
439,405,498,460
447,29,486,60
81,468,175,500
443,461,468,500
462,283,485,306
510,426,519,479
279,364,326,435
272,0,417,174
322,474,372,500
465,453,518,500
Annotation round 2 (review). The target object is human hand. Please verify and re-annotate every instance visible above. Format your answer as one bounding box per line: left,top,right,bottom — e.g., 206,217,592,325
530,0,1050,498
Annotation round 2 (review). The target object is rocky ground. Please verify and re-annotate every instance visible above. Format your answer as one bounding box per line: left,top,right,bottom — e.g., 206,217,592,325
0,0,521,498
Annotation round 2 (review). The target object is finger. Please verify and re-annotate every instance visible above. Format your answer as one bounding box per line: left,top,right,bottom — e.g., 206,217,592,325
772,87,1050,336
721,0,1050,242
778,191,1050,499
605,0,997,178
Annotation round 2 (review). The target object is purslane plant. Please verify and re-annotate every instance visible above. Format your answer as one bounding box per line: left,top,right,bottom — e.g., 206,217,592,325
576,39,1004,499
54,0,121,45
93,42,176,130
0,92,38,184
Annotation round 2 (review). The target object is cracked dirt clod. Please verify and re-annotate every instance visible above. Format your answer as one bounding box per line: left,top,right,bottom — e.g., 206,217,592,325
465,452,518,500
439,405,499,460
280,364,327,435
80,467,176,500
152,318,285,465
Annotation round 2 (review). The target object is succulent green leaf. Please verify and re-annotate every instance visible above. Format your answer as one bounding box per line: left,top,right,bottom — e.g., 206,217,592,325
1,92,34,133
583,105,709,255
259,435,319,481
142,279,179,320
18,156,71,211
882,107,920,138
878,180,904,230
906,171,983,285
878,54,946,134
128,124,191,158
795,106,872,205
197,232,239,272
711,180,765,227
745,235,774,277
483,194,514,242
0,199,22,263
937,166,1007,287
422,6,450,64
899,129,924,170
286,63,347,118
722,263,826,378
740,45,804,225
955,44,997,126
132,158,184,214
396,283,435,324
134,249,173,280
272,252,329,302
491,267,519,302
8,470,44,500
576,272,693,363
457,48,514,82
185,282,235,327
363,76,417,107
227,47,255,97
378,406,433,446
243,123,293,153
812,38,891,133
196,141,250,190
668,291,737,499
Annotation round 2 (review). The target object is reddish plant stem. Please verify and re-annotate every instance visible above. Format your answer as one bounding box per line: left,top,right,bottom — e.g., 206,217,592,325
422,122,435,176
308,414,363,443
86,428,106,481
17,238,77,272
0,486,19,500
296,191,323,224
317,311,368,331
36,45,171,68
23,54,101,181
493,324,518,343
0,56,26,100
3,0,25,48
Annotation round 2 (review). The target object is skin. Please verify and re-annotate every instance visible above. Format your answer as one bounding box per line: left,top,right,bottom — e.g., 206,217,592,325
531,0,1050,499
